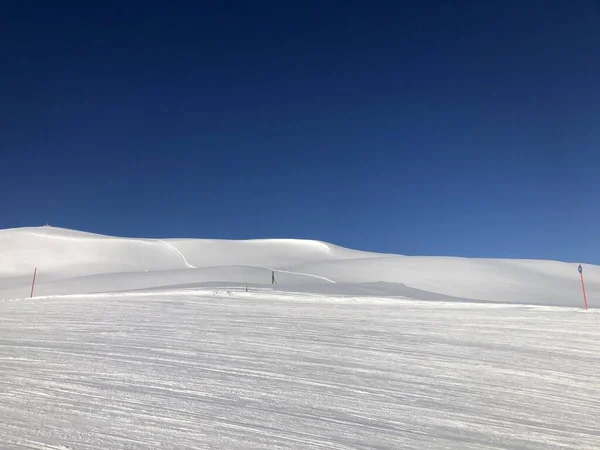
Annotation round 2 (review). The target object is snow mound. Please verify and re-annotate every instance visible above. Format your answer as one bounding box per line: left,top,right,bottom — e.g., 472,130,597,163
0,227,373,278
0,227,188,277
165,237,376,268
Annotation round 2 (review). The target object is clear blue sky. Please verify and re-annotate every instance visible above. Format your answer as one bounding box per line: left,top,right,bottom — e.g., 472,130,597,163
1,1,598,263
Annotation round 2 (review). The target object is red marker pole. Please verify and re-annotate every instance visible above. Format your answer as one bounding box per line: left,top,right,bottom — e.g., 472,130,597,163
30,267,37,298
578,265,588,310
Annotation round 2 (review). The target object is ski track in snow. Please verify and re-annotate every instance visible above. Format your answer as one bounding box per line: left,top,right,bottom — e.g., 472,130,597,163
136,240,335,283
1,291,599,449
267,268,337,284
156,240,197,269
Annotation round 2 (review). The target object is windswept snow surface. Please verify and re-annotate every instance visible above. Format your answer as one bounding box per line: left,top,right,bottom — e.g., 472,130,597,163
1,227,599,449
1,291,599,449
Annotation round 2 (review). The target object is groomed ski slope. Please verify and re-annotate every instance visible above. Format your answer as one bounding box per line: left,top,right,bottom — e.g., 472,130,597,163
1,291,599,449
0,226,599,449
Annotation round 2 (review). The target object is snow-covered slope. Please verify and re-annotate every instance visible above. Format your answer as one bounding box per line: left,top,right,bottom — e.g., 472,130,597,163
0,226,371,277
1,290,599,449
2,227,599,449
288,255,600,306
0,226,597,307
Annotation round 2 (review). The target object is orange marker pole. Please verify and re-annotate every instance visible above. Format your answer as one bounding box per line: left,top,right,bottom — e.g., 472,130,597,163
30,268,37,298
578,265,588,310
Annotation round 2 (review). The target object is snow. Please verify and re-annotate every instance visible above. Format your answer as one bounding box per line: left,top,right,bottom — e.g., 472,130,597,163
1,291,599,449
0,227,599,448
0,226,597,307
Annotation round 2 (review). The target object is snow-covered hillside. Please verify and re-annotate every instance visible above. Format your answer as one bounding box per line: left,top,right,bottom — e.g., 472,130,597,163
0,226,596,307
1,226,599,449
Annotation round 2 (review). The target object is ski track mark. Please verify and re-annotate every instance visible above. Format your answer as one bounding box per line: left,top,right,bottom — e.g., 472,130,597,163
269,268,337,283
156,240,197,269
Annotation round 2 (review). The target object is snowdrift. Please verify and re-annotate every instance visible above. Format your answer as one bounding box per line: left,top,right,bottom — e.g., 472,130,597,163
0,226,597,307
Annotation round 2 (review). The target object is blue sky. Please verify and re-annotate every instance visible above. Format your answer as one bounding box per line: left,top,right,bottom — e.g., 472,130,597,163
1,1,599,263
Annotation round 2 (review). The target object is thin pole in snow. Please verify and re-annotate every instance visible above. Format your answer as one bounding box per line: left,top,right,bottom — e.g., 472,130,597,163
30,267,37,298
578,265,588,310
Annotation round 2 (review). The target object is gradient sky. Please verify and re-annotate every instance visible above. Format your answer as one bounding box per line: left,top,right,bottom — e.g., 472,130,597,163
1,1,599,263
